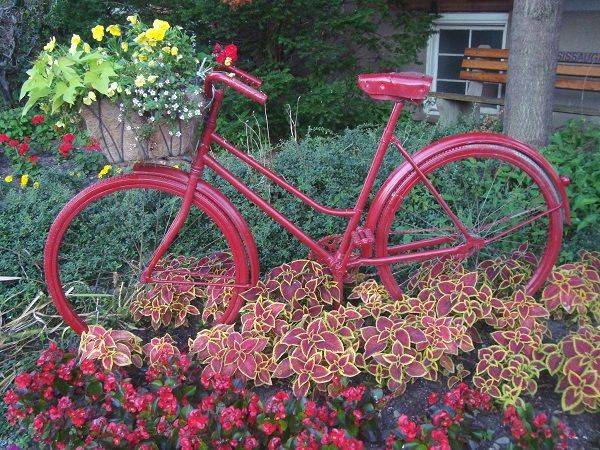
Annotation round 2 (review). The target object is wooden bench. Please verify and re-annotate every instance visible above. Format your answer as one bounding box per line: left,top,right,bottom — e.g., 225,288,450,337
431,47,600,116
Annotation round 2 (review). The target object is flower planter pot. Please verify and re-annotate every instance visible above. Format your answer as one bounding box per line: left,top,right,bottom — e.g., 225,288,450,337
81,96,206,164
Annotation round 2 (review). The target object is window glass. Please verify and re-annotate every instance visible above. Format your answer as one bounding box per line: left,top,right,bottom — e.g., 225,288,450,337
436,80,466,94
471,30,504,48
437,55,463,79
439,29,470,54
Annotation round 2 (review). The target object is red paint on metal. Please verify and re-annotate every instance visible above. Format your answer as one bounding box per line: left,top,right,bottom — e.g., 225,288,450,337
204,71,267,104
44,66,570,334
357,72,432,103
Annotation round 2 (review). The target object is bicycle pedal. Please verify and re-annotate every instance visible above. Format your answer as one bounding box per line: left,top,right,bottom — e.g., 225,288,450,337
351,227,374,252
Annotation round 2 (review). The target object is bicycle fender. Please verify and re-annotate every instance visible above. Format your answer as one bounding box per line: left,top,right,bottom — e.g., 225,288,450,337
133,163,260,284
366,131,571,232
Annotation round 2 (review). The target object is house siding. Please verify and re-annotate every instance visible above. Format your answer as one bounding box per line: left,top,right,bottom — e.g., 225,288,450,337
397,8,600,125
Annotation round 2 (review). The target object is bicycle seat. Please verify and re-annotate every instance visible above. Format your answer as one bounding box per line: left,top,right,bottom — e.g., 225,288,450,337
357,72,432,103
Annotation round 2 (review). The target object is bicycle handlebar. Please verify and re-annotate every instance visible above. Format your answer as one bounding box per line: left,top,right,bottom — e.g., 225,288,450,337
221,65,263,88
204,71,267,105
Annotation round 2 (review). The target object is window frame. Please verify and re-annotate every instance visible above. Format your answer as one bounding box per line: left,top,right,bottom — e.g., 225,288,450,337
425,13,509,113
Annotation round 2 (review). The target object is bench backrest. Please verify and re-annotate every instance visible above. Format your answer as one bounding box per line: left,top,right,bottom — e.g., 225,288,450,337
460,47,600,92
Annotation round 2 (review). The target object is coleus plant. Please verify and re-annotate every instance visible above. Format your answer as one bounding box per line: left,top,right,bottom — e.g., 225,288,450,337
78,325,143,371
255,259,341,322
131,252,237,329
485,288,550,335
476,244,537,295
545,326,600,413
272,313,362,397
143,334,181,371
473,326,551,407
188,325,273,386
540,250,600,325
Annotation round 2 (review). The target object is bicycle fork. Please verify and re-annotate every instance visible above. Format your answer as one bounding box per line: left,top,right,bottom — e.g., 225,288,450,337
140,90,224,283
389,136,482,254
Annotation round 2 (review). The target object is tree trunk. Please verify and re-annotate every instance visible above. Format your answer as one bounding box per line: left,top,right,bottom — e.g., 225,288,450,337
503,0,563,148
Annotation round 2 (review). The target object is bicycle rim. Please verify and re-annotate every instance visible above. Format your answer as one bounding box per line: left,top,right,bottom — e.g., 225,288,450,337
375,145,563,297
44,175,251,334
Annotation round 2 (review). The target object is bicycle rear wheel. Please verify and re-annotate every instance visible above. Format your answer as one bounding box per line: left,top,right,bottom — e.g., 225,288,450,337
375,144,564,297
44,174,253,334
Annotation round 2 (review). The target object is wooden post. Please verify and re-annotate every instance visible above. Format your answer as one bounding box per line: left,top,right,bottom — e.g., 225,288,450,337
503,0,563,148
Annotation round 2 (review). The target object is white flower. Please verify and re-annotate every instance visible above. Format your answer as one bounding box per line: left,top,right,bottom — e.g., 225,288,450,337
175,131,182,137
168,131,173,136
149,116,155,122
126,125,132,131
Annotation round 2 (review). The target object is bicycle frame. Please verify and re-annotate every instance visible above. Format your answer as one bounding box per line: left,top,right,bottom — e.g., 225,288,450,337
141,86,480,286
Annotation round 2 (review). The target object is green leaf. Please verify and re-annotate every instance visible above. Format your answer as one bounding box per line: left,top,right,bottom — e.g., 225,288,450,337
86,380,102,396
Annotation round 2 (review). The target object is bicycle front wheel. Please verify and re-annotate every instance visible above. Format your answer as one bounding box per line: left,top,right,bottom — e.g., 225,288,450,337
44,174,253,334
375,144,564,298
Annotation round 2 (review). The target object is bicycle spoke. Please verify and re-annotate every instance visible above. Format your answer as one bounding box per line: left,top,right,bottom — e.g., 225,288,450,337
378,150,561,297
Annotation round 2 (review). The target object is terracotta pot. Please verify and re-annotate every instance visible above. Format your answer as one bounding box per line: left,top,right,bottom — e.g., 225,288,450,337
81,96,205,164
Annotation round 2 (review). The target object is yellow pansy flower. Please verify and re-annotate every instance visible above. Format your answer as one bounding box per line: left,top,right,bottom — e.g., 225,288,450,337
162,46,171,53
83,43,91,53
121,42,129,52
170,46,178,56
145,27,167,42
98,165,112,179
43,37,56,52
153,19,170,32
4,175,13,183
20,174,29,188
71,34,81,48
33,181,40,189
91,25,104,41
107,24,121,36
127,15,138,25
134,75,146,87
147,75,158,83
138,54,148,62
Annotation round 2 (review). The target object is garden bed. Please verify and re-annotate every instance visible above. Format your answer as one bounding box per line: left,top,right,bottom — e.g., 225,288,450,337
1,121,599,449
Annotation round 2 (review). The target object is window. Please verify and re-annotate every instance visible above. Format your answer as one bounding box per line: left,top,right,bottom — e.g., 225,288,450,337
426,13,508,99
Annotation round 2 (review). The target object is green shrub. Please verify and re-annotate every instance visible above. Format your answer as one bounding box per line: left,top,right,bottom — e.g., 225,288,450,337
0,107,59,147
0,172,87,311
541,120,600,260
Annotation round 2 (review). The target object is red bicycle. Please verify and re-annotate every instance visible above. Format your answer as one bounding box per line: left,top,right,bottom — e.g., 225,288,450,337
44,67,570,334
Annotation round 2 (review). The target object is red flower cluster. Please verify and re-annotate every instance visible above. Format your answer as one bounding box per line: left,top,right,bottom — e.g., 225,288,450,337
213,43,239,67
3,344,577,450
387,383,494,450
502,405,574,450
58,133,76,157
31,114,45,125
4,344,377,449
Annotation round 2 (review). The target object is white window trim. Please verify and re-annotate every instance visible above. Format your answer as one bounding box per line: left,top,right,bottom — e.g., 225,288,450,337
425,13,509,114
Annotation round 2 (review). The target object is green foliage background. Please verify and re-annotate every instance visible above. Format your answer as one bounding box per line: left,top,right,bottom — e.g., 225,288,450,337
8,0,435,138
